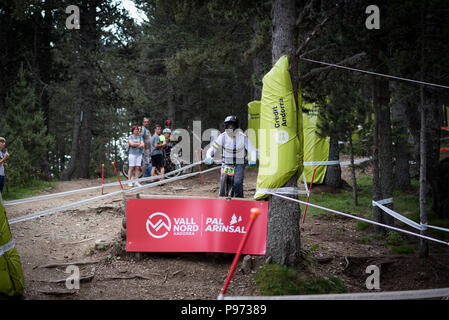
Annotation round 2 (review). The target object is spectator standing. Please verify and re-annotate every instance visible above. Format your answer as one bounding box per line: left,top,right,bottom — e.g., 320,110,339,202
140,117,152,175
150,124,165,180
128,125,144,187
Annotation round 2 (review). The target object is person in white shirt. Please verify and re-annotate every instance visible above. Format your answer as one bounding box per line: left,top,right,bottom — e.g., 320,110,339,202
205,115,256,197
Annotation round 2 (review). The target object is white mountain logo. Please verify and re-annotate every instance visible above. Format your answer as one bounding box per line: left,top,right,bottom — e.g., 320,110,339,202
146,212,171,239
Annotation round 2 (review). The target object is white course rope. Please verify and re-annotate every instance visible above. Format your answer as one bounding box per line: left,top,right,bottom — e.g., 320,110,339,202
224,287,449,300
0,240,15,257
268,192,449,246
8,162,219,225
301,57,449,90
256,187,307,195
373,200,449,233
339,157,371,166
304,160,340,166
4,160,203,206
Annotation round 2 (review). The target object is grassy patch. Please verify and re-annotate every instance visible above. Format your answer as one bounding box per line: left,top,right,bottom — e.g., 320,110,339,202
2,179,56,201
359,235,371,244
303,175,448,242
300,176,376,219
255,264,347,296
301,176,427,222
386,231,403,246
390,245,415,254
356,220,372,231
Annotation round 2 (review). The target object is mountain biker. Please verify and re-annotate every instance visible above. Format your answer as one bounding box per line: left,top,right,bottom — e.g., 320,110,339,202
205,115,257,198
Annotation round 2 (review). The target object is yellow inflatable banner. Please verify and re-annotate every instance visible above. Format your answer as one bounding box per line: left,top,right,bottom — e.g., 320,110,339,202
0,200,25,297
302,105,330,184
255,55,303,200
247,100,260,156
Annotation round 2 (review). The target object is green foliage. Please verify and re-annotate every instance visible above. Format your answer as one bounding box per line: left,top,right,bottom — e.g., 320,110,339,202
0,67,54,186
386,231,403,246
391,245,414,254
1,179,55,201
356,221,372,231
255,264,347,296
359,235,371,244
316,82,371,143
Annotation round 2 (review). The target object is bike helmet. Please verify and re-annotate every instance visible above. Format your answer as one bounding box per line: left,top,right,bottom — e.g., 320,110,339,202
164,120,172,127
223,115,239,129
163,128,171,134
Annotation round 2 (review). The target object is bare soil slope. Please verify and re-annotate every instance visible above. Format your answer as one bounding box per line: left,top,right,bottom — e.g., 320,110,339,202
5,168,449,300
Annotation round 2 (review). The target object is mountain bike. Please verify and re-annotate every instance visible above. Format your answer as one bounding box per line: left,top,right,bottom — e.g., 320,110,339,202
219,164,235,197
122,150,188,179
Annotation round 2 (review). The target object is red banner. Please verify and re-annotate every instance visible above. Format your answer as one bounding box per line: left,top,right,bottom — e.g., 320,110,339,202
126,198,268,255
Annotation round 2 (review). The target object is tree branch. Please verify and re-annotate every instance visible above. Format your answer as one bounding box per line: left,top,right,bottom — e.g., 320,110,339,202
300,52,366,81
299,43,337,58
296,7,340,56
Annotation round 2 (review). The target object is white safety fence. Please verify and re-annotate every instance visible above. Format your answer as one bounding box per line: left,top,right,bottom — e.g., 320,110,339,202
303,157,371,167
224,287,449,300
267,192,449,246
4,160,205,207
220,192,449,301
8,162,220,225
373,199,449,233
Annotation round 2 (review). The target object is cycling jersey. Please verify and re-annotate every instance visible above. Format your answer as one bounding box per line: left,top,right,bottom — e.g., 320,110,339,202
206,130,257,165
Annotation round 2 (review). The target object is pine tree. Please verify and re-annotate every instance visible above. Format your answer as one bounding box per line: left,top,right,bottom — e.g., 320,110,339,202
0,66,53,186
317,82,371,205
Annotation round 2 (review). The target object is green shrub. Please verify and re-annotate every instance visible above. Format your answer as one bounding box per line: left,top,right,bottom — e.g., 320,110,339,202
356,221,372,231
359,236,371,244
391,245,414,254
255,264,347,296
386,231,403,246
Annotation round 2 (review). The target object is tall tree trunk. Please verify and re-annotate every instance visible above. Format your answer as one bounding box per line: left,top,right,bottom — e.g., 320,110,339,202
427,98,442,215
377,79,394,226
372,75,394,233
323,135,342,188
349,136,358,205
167,78,176,124
391,84,411,190
77,1,98,179
61,104,81,181
419,84,429,258
372,87,383,233
250,16,269,101
39,0,53,181
266,0,301,267
252,52,265,100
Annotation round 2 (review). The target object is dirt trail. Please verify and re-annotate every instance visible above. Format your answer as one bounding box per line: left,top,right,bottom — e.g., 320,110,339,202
4,167,449,300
